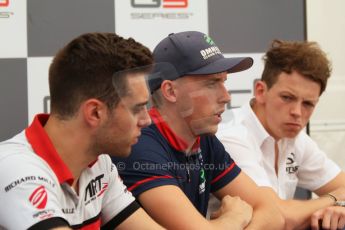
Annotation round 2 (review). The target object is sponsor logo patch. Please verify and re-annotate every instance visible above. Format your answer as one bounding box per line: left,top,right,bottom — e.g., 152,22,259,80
33,209,55,220
286,152,299,174
200,46,221,60
84,174,108,205
29,185,48,210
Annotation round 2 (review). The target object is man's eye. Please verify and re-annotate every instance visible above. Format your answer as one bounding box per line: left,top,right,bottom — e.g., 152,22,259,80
206,82,217,88
132,106,146,114
281,95,292,102
303,101,315,109
132,108,141,114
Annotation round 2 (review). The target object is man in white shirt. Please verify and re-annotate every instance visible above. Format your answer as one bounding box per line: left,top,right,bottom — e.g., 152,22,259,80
217,40,345,230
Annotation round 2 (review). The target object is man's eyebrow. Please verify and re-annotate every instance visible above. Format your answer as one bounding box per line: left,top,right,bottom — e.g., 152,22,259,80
303,98,319,104
280,91,319,102
280,91,297,97
134,100,149,107
206,78,224,84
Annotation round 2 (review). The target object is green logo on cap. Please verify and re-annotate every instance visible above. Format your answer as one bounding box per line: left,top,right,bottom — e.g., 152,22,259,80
204,35,215,46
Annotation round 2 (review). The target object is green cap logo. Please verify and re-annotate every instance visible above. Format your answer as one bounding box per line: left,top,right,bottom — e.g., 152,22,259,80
204,34,215,46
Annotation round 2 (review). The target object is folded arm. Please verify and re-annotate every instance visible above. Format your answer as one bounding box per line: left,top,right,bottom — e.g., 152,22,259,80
138,185,253,230
263,172,345,230
213,172,285,230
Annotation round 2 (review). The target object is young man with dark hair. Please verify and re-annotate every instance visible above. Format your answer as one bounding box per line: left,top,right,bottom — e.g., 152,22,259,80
217,40,345,230
0,32,163,229
113,31,285,230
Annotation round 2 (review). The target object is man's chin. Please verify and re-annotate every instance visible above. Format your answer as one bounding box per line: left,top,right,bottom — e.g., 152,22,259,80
282,130,300,139
191,125,218,136
111,147,132,158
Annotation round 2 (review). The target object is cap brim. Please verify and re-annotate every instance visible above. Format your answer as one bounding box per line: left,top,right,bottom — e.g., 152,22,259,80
186,57,253,75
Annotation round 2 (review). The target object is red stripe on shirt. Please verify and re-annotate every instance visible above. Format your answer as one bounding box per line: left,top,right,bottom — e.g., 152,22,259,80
211,162,236,184
128,175,173,192
149,107,200,152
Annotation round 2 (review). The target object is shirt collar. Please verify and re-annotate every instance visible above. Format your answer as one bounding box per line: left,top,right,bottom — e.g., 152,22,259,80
149,107,200,153
243,100,297,148
242,100,272,147
25,114,74,185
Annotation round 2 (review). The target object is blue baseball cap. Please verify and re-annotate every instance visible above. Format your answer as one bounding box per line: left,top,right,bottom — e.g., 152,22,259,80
149,31,254,93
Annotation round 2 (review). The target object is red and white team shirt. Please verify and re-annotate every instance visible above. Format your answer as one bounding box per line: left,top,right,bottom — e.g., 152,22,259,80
0,114,139,229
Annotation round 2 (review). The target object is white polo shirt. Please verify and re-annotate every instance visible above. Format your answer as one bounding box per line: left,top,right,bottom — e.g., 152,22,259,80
217,102,341,199
0,114,138,229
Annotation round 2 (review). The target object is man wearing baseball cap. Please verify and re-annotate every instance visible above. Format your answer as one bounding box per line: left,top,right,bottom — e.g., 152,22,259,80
112,31,284,229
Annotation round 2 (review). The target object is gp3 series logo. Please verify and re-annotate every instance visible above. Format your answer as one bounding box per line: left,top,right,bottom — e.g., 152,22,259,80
0,11,13,18
131,0,188,8
0,0,9,7
0,0,13,19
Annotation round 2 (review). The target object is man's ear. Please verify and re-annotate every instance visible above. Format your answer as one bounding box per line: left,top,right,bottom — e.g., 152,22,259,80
81,99,108,127
160,80,177,103
254,80,268,104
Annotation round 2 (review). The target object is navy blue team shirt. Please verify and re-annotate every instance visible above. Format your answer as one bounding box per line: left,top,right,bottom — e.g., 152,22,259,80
112,108,241,216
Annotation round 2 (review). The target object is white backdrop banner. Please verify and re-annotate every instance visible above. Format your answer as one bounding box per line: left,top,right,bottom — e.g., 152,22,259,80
0,0,27,58
27,57,52,123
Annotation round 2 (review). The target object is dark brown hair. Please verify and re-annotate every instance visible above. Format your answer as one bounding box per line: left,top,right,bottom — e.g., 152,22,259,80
49,32,153,118
262,40,331,95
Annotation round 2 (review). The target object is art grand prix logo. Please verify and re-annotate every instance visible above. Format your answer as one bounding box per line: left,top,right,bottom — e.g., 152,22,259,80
84,174,108,205
131,0,187,8
29,185,48,210
0,0,9,7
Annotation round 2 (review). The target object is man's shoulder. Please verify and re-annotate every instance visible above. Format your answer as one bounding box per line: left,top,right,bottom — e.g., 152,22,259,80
142,123,164,137
0,138,58,195
0,130,29,150
113,124,172,164
291,130,320,154
134,124,170,152
88,154,114,174
0,131,38,163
